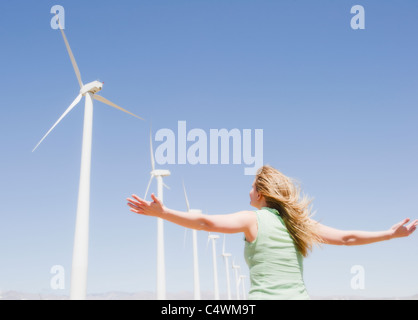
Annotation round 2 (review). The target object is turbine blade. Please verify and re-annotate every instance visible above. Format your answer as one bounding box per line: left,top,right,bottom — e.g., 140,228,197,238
93,95,144,120
149,126,155,171
56,15,83,88
181,180,190,250
182,180,190,212
32,94,82,152
223,234,226,254
183,229,188,249
163,182,170,190
206,233,211,250
144,175,154,199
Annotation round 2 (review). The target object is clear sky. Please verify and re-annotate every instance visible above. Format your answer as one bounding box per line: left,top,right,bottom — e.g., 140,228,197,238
0,0,417,299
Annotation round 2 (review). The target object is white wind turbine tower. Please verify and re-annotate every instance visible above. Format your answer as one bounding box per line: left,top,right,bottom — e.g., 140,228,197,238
208,233,220,300
144,128,171,300
239,275,247,300
221,235,232,300
232,258,241,300
32,18,143,300
182,181,201,300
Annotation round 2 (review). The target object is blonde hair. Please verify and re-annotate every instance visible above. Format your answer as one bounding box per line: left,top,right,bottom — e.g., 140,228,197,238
255,165,321,257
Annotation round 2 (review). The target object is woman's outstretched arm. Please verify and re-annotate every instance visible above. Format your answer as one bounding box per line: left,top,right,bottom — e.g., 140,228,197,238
315,218,418,246
127,193,258,240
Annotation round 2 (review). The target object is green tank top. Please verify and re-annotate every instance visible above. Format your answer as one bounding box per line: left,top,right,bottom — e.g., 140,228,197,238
244,207,310,300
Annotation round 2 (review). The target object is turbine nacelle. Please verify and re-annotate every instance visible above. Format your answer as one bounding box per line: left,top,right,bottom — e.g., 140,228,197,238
208,234,220,240
232,258,240,270
151,169,171,177
80,81,103,95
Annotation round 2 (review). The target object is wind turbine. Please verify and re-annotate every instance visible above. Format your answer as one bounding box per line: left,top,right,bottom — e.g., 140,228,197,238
208,233,220,300
182,181,201,300
221,235,232,300
239,275,247,300
144,127,171,300
32,17,143,300
232,258,241,300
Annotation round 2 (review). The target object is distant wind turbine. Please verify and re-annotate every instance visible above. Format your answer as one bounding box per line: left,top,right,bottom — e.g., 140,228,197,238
32,17,143,300
232,258,241,300
221,235,232,300
208,233,220,300
144,127,171,300
182,181,201,300
239,275,247,300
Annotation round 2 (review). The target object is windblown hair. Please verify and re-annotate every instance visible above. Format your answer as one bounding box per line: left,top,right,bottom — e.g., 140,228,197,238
254,165,321,257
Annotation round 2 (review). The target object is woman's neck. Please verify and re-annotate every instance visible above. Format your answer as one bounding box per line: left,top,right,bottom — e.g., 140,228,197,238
256,200,268,210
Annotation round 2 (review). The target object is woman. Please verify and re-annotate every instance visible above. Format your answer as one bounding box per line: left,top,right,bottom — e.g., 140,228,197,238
127,165,417,300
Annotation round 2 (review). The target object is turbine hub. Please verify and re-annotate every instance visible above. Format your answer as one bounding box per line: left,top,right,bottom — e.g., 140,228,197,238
80,81,103,95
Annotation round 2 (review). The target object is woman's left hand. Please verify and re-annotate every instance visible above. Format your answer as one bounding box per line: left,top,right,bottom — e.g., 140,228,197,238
390,218,418,239
127,193,165,217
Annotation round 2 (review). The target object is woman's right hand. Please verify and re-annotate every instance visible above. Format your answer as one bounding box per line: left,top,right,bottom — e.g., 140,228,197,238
127,193,166,218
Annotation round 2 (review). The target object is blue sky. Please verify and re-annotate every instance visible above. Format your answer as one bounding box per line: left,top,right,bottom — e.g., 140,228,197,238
0,0,417,298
